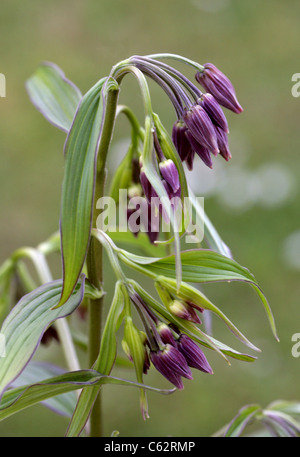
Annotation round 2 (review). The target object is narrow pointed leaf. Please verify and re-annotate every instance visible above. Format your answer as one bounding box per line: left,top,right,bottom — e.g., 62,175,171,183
0,369,175,425
117,248,278,340
26,62,82,132
66,281,125,437
59,77,119,307
129,280,257,363
0,277,88,397
223,404,261,437
11,362,77,418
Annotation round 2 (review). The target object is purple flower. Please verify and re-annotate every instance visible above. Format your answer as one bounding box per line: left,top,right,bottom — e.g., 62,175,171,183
215,126,232,161
159,159,180,195
198,93,229,133
185,130,213,169
177,334,213,374
172,121,193,163
195,63,243,114
157,323,177,346
150,344,193,390
183,105,219,155
169,299,201,324
139,166,153,203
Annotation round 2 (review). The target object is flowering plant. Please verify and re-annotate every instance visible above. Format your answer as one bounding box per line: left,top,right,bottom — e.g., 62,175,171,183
0,53,278,437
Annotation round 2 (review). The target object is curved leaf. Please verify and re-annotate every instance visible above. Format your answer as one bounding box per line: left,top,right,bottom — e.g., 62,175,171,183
26,62,82,132
59,77,119,307
129,280,257,363
66,281,125,437
0,277,88,397
0,369,175,425
117,248,278,341
11,362,77,418
223,404,261,437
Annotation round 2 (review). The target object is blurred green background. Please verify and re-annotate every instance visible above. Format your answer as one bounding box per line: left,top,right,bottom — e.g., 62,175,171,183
0,0,300,437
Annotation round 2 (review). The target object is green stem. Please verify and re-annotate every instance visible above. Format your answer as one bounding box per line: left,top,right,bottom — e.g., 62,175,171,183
144,53,205,72
86,81,119,437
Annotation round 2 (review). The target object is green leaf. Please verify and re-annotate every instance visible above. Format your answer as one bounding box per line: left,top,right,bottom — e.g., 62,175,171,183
108,230,166,257
223,404,261,437
11,362,77,418
129,279,257,363
59,77,117,307
117,248,278,341
0,369,175,425
26,62,82,132
66,281,125,437
156,276,260,352
0,277,87,396
94,281,125,374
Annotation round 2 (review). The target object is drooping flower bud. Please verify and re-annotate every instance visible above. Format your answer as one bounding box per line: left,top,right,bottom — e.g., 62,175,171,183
172,120,193,163
159,159,180,195
215,126,232,161
177,334,213,374
150,344,193,390
198,93,229,133
185,130,213,169
157,323,177,346
139,166,153,203
169,299,201,324
183,105,219,156
195,63,243,114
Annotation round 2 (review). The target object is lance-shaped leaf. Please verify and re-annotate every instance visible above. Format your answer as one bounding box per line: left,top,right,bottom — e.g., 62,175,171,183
11,362,77,418
26,62,82,132
0,369,175,425
0,276,89,397
116,248,278,341
222,404,262,437
129,279,258,363
66,281,125,437
59,77,119,307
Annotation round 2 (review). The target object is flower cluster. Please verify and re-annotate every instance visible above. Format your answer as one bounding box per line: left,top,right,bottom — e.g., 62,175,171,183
126,133,181,244
131,56,243,171
124,291,212,392
120,56,243,245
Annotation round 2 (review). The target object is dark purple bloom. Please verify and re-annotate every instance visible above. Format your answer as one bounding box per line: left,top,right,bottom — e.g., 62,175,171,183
159,159,180,195
150,344,193,390
169,299,201,324
215,126,232,161
157,323,177,346
177,334,213,374
185,130,213,169
195,63,243,114
139,166,153,202
172,121,193,162
198,93,229,133
183,105,219,155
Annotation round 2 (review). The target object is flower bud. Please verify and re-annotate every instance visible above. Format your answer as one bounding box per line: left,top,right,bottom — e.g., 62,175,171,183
172,121,192,162
215,126,232,161
157,323,176,346
185,130,213,169
150,344,193,389
183,105,219,155
169,299,201,324
195,63,243,114
159,159,180,195
177,334,213,374
199,93,229,133
139,166,152,202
